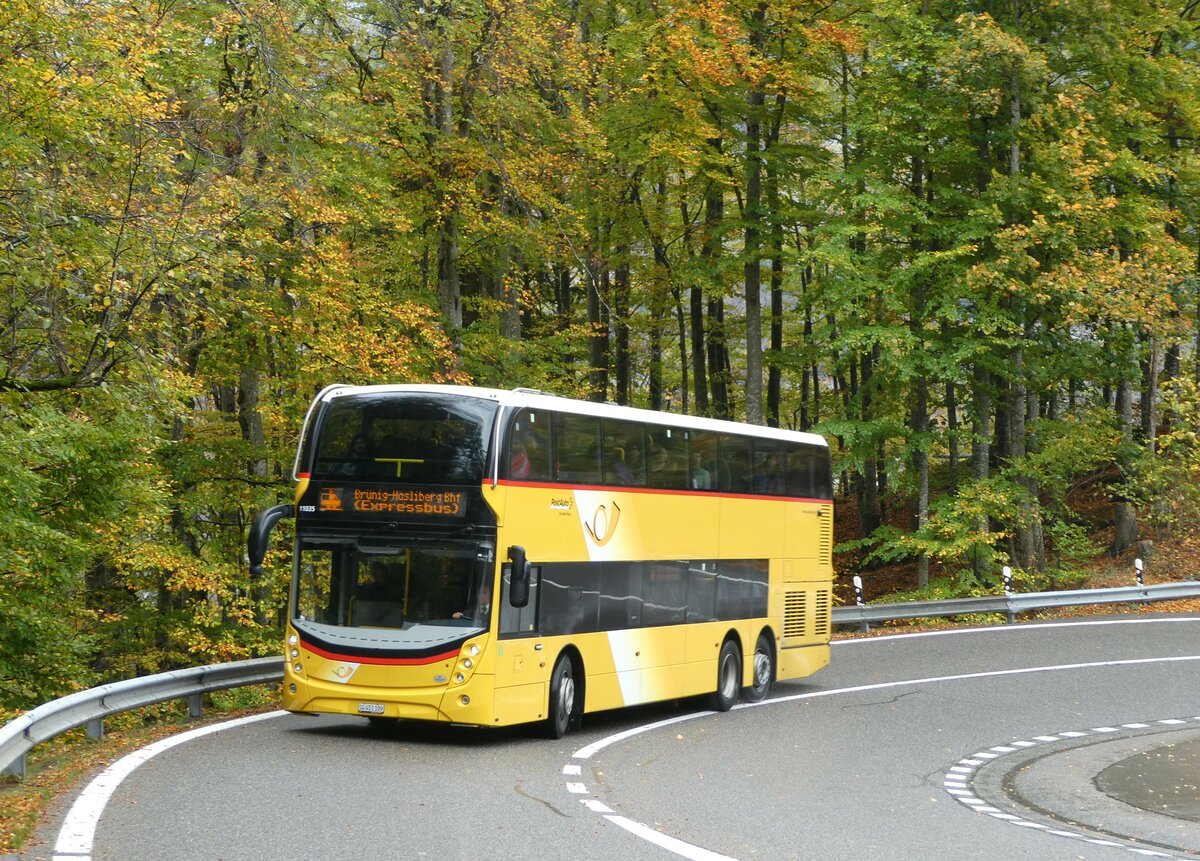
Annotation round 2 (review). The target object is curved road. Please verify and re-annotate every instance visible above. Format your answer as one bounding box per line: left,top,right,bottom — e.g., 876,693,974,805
30,615,1200,861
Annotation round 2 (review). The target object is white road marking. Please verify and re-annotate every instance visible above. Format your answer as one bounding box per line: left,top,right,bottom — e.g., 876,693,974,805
832,616,1200,645
53,711,286,861
943,714,1200,860
566,621,1200,861
47,618,1200,861
602,815,738,861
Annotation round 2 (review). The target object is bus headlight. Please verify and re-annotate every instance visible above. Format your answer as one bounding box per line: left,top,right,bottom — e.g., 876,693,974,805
294,663,304,674
467,644,480,656
455,673,465,684
462,658,473,669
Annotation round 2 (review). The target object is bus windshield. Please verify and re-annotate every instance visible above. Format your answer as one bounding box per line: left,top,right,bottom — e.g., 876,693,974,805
294,537,495,639
308,392,497,485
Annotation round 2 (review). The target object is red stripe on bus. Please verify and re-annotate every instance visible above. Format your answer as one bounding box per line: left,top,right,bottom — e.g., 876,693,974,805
301,640,459,666
490,479,833,505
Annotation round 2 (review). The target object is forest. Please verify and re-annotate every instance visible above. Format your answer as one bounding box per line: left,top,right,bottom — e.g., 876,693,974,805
2,0,1199,717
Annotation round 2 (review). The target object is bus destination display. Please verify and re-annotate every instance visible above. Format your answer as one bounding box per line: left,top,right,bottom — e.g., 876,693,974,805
300,484,470,519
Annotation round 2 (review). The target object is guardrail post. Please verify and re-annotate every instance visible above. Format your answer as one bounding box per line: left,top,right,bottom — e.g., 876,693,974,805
2,752,24,779
86,717,104,740
852,575,869,632
1001,566,1015,624
1135,557,1144,587
188,693,203,719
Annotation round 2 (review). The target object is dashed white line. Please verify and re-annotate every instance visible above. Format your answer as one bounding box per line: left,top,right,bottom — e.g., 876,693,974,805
942,715,1200,861
565,643,1200,861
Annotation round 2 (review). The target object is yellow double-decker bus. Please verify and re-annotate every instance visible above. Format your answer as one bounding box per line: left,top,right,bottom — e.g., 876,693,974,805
249,385,833,737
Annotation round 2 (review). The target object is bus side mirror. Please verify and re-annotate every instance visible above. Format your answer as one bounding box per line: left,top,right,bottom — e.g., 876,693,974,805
508,545,531,608
248,504,292,577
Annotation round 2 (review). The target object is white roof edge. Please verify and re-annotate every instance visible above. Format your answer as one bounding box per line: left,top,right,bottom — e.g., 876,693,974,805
321,384,828,448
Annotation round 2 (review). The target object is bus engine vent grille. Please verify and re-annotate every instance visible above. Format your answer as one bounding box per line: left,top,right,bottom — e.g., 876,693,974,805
817,513,833,563
813,590,831,637
784,591,807,638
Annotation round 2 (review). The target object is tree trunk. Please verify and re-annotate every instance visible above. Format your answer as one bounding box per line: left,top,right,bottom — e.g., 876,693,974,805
947,378,959,495
1112,334,1139,555
700,156,724,417
1139,332,1158,452
614,256,631,406
765,94,785,428
858,349,882,539
239,359,271,625
970,364,992,580
708,297,730,419
1007,343,1045,572
587,265,608,402
741,2,766,425
435,42,462,350
649,291,664,411
690,281,708,415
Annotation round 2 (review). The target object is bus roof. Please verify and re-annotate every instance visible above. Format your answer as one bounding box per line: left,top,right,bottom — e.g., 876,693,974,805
316,383,829,449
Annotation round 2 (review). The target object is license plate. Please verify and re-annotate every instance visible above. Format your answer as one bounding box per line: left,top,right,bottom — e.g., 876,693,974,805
357,703,385,715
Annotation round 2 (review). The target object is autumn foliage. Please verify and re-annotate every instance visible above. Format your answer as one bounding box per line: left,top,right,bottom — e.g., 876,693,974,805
2,0,1199,717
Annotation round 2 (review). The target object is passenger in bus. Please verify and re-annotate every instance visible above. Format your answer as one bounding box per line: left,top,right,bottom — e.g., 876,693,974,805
754,452,785,494
647,444,669,480
338,435,373,477
623,441,645,484
607,445,634,485
690,450,712,489
786,449,811,498
510,437,532,478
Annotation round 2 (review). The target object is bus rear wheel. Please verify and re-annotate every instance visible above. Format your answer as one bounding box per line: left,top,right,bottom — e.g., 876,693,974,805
743,633,773,703
543,655,577,739
711,640,741,712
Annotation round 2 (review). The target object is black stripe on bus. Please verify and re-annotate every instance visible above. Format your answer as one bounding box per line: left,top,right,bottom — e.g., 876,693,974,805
498,558,772,639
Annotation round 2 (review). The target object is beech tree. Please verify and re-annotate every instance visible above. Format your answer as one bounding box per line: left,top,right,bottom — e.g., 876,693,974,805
2,0,1199,714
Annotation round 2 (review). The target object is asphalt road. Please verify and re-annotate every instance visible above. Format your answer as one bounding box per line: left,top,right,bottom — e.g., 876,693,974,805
28,615,1200,861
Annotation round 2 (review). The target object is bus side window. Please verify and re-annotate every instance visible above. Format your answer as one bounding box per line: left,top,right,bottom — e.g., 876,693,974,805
719,435,753,493
508,409,551,481
645,429,686,489
753,440,786,495
814,449,833,500
661,429,688,488
602,419,642,486
499,564,540,635
690,431,717,490
554,412,600,485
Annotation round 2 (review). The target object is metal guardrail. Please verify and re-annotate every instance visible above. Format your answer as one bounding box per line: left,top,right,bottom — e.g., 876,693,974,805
4,567,1199,779
0,656,282,778
832,580,1200,629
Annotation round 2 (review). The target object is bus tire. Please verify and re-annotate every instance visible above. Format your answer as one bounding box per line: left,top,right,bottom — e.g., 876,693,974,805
543,655,577,739
743,632,773,703
711,639,741,712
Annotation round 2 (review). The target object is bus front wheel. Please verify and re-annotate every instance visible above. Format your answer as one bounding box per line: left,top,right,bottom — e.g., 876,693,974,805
743,633,773,703
711,640,741,712
543,655,576,739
